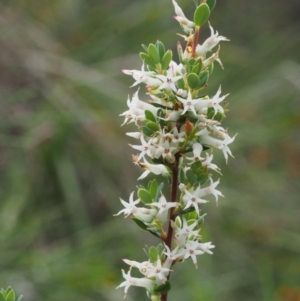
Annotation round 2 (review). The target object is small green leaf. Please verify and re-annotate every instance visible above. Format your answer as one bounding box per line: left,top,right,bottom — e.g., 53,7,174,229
148,43,161,65
146,121,159,132
17,297,23,301
207,107,223,121
186,169,197,184
206,0,216,11
131,217,148,230
179,168,185,183
188,210,198,220
198,70,209,88
148,246,158,262
154,182,164,202
175,206,196,216
197,172,209,185
177,41,184,63
141,44,148,52
138,188,152,204
149,179,158,199
154,281,171,293
5,287,13,295
156,40,165,60
191,161,202,173
0,292,6,301
176,77,185,90
187,73,200,89
192,62,201,74
161,50,172,70
145,110,156,122
6,290,15,301
140,52,155,68
141,127,155,137
207,61,214,74
194,3,210,27
156,243,165,258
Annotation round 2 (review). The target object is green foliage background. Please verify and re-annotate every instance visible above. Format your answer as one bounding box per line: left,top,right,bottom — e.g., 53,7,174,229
0,0,299,300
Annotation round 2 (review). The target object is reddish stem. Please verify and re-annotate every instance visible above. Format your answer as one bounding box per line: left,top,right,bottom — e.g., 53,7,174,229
161,152,181,301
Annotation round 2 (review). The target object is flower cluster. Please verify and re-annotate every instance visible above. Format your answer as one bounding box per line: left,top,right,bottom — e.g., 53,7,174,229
116,0,234,299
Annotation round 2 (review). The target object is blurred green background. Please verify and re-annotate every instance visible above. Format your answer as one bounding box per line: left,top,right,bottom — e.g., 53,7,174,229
1,0,300,300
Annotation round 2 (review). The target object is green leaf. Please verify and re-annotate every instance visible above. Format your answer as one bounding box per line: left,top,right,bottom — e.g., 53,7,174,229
187,73,201,90
161,50,172,70
191,161,202,173
131,217,148,230
176,77,185,90
192,62,201,74
207,61,214,74
148,246,158,262
156,243,165,257
17,297,23,301
198,70,209,88
141,126,155,137
138,188,152,204
206,0,216,11
194,3,210,27
207,107,223,121
192,0,200,6
177,41,184,63
148,43,161,65
6,290,15,301
179,168,185,183
149,179,158,199
156,40,165,60
175,206,196,216
140,52,155,68
154,281,171,293
146,121,159,132
145,110,156,122
5,287,13,296
197,172,209,185
0,292,6,301
186,169,197,184
141,44,148,52
154,182,164,202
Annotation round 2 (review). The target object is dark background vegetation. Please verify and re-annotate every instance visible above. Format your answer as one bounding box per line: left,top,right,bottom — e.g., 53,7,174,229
0,0,299,300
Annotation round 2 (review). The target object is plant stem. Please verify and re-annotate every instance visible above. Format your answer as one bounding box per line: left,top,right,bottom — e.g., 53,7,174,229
161,152,181,301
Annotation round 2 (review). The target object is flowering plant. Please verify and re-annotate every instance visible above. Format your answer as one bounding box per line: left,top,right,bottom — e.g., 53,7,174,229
116,0,235,300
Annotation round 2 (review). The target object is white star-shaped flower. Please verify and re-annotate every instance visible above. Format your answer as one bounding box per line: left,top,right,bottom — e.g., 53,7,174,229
176,90,202,115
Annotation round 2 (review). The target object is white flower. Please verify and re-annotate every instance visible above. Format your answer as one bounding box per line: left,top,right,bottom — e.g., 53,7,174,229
172,0,195,33
195,178,224,204
196,128,236,163
126,132,142,139
186,143,204,164
164,127,186,144
196,23,229,56
194,86,228,115
182,187,208,215
133,157,171,180
145,257,170,283
176,90,201,115
122,64,159,87
150,194,178,223
129,136,155,160
163,244,184,269
156,67,182,92
182,241,205,268
195,242,215,254
175,218,200,245
202,153,221,174
117,269,154,298
120,90,158,125
114,192,157,222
